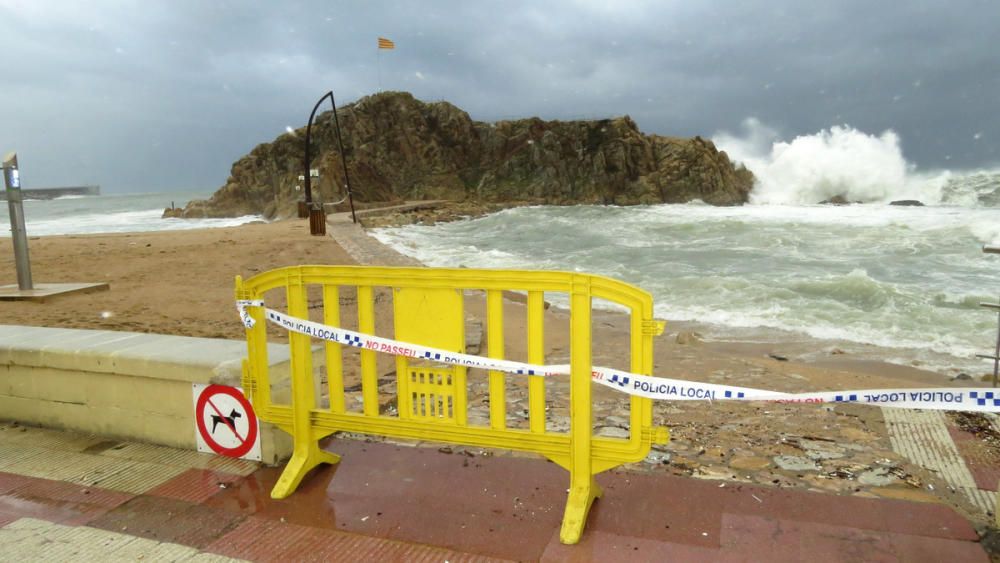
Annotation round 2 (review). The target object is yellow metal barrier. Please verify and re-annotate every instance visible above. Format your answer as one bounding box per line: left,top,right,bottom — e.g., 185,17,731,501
235,265,669,544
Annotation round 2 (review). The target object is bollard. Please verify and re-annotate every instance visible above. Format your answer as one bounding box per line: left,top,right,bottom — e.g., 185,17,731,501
3,152,33,290
308,203,326,236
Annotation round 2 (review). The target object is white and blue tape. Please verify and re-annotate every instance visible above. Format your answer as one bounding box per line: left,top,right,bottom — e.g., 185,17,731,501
237,300,1000,413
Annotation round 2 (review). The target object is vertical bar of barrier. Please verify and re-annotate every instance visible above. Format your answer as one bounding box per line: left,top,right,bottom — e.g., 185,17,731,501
454,350,468,425
236,276,271,408
358,285,378,416
629,305,651,443
287,278,314,418
396,354,411,419
527,290,546,433
272,274,341,499
323,285,345,413
560,276,600,544
487,290,506,430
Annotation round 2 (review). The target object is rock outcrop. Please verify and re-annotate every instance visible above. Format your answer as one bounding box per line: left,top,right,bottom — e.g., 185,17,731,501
173,92,754,218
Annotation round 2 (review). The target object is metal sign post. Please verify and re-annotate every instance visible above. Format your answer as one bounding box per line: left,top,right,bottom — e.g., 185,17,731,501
3,152,33,290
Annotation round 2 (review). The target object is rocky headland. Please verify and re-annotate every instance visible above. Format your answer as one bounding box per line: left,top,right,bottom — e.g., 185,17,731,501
169,91,754,219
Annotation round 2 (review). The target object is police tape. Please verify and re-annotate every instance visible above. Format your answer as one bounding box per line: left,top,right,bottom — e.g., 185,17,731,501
237,300,1000,413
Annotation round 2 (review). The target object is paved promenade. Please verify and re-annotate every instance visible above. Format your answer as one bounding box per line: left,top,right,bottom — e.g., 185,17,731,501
0,421,992,561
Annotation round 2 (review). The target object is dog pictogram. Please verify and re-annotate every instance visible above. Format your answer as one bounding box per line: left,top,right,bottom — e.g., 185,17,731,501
211,409,242,434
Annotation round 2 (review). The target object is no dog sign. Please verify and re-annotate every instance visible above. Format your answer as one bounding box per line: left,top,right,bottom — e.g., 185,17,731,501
192,384,261,461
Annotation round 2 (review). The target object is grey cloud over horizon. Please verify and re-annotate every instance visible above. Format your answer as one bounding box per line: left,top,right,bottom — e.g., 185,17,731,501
0,0,996,192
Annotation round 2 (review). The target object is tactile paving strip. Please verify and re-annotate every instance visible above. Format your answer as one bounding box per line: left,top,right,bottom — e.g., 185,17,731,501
882,408,996,515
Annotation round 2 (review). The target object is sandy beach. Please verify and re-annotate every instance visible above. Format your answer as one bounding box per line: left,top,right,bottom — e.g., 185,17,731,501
1,217,997,531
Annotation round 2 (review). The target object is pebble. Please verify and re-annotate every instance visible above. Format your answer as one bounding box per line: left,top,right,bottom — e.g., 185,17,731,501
644,451,671,464
729,456,772,471
773,455,819,472
857,467,897,486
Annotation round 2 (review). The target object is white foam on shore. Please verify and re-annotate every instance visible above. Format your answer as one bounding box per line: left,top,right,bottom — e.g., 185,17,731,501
0,190,264,236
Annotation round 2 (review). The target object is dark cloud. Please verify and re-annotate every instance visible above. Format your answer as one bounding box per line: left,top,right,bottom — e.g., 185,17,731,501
0,0,996,192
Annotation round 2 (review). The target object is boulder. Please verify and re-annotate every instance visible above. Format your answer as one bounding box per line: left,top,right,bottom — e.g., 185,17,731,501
819,195,850,205
889,200,925,206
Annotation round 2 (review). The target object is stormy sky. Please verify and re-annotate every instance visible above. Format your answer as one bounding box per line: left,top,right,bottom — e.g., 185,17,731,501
0,0,996,193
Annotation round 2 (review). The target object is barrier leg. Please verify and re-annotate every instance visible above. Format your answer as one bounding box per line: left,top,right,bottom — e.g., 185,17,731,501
560,474,603,544
272,277,341,499
272,439,340,499
559,282,599,544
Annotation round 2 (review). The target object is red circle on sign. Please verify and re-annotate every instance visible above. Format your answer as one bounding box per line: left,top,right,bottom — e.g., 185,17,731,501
195,384,258,458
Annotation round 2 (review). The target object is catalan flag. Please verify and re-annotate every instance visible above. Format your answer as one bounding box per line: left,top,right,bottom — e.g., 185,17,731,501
378,37,395,49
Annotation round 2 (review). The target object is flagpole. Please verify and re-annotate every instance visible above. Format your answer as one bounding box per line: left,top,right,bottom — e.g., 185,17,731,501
377,48,382,92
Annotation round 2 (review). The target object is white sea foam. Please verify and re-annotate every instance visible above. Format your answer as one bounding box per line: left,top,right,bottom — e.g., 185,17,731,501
712,118,991,206
0,190,263,237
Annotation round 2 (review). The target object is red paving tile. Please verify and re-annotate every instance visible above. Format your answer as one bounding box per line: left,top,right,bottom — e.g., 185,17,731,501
205,515,510,562
949,426,977,443
147,468,247,503
591,470,979,544
969,466,1000,492
0,475,133,526
717,514,989,563
947,427,1000,491
87,495,247,548
540,529,720,562
0,472,34,495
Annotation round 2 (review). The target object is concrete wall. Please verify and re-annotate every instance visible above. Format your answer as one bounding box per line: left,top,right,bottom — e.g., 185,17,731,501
0,325,295,464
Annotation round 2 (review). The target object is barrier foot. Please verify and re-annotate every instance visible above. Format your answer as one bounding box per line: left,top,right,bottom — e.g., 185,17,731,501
270,443,341,499
558,476,603,544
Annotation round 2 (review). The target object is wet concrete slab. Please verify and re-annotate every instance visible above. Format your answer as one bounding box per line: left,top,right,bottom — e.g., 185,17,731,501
205,440,567,560
0,475,133,526
87,495,247,548
0,282,109,302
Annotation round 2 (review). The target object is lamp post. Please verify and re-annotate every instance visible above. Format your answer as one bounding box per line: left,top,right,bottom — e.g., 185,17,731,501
304,91,357,234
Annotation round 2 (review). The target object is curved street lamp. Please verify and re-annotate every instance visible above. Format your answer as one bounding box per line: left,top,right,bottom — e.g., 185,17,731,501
304,91,358,231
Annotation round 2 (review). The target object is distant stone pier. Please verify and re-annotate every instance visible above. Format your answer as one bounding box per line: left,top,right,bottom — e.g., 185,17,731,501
0,184,99,200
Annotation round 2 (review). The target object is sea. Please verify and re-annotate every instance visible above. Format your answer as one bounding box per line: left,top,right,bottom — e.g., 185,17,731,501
371,124,1000,379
